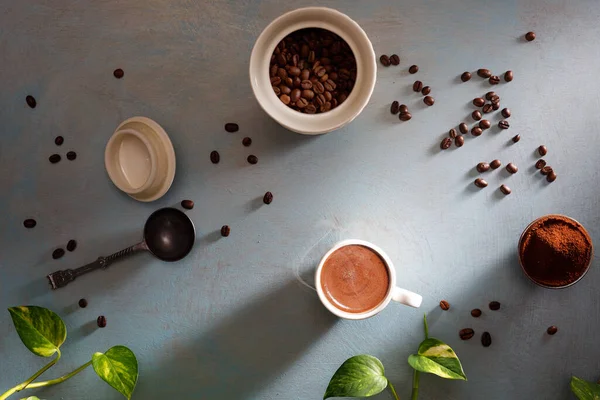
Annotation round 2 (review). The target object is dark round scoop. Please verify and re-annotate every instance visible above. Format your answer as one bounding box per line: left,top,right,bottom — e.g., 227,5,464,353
143,208,195,262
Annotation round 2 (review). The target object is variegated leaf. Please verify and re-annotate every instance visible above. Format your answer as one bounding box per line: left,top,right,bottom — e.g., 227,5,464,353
92,346,138,399
571,376,600,400
323,355,388,399
408,338,467,380
20,397,42,400
8,306,66,357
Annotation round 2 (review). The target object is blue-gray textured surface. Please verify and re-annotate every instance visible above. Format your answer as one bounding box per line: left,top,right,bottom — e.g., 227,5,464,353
1,0,600,399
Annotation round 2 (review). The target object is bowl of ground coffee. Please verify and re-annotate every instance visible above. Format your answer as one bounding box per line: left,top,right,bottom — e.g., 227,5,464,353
518,215,593,288
250,7,376,134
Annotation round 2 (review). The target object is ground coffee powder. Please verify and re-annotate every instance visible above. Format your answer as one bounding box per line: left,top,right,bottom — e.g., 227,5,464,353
520,215,592,287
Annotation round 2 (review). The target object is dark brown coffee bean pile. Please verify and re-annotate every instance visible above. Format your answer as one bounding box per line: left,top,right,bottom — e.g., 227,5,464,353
52,248,65,260
481,332,492,347
272,29,356,114
461,72,472,82
66,151,77,161
547,326,558,335
181,200,194,210
242,137,252,147
225,123,239,133
409,65,419,74
26,95,37,108
97,315,107,328
525,31,536,41
247,155,258,165
220,225,231,237
489,301,501,310
210,151,220,164
113,69,124,79
471,308,482,318
263,191,273,204
66,240,77,252
439,300,450,310
78,298,88,308
459,328,475,340
23,218,37,229
55,136,64,146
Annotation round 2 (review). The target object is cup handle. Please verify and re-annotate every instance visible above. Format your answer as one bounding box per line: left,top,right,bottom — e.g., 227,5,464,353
391,287,423,308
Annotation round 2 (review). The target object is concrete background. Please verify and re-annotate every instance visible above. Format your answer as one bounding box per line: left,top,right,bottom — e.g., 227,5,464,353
1,0,599,399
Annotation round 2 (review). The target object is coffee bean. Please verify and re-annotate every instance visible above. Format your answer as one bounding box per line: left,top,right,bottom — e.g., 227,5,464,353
489,75,500,85
290,88,301,103
313,81,325,94
301,80,312,90
66,151,77,161
449,129,457,139
490,159,501,169
26,95,37,108
439,300,450,310
459,328,475,340
455,135,464,147
472,110,482,121
305,104,317,114
97,315,107,328
500,184,512,195
280,94,291,105
459,123,468,134
220,225,231,237
181,200,194,210
423,96,435,106
23,219,37,229
501,108,511,118
49,154,61,164
461,71,472,82
289,66,301,76
421,86,431,96
477,162,490,173
380,55,391,66
52,248,65,260
485,91,496,101
210,151,220,164
489,301,501,310
498,120,510,129
78,298,88,308
399,112,412,121
113,68,124,79
473,97,485,107
525,31,536,41
474,178,488,188
471,309,482,318
263,191,273,204
535,159,547,169
547,326,558,335
538,145,547,156
391,101,400,115
481,332,492,347
541,166,553,175
396,104,407,114
477,69,492,78
547,171,557,182
225,123,239,133
390,54,400,65
409,65,419,74
272,86,281,96
483,104,493,114
490,95,500,104
55,136,64,146
471,127,483,136
506,163,518,174
413,80,423,92
301,90,314,100
492,102,500,111
247,155,258,165
504,70,514,82
242,137,252,147
479,120,491,129
66,239,77,252
440,137,452,150
512,134,521,143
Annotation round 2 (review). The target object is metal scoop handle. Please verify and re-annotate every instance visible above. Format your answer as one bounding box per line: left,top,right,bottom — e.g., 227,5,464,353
47,242,145,290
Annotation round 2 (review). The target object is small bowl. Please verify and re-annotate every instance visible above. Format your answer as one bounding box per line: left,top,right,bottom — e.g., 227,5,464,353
518,214,594,289
249,7,377,135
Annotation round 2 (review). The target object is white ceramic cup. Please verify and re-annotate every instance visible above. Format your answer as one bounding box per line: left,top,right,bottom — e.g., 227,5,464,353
315,239,423,320
249,7,377,135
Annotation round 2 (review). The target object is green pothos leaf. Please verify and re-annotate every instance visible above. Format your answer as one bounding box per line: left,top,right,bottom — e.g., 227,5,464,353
323,354,388,399
20,397,42,400
571,376,600,400
92,345,139,399
408,338,467,380
8,306,66,357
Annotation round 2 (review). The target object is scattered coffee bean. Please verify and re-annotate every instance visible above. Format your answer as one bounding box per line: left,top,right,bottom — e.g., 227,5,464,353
210,151,220,164
474,178,488,188
399,104,408,113
66,240,77,252
492,102,500,111
471,127,483,137
421,86,431,96
471,308,482,318
181,200,194,210
399,112,412,121
525,31,536,41
461,71,472,82
477,69,492,78
23,219,37,229
481,332,492,347
472,110,482,121
263,191,273,204
52,248,65,260
489,75,500,85
78,298,88,308
459,123,468,134
538,145,547,156
506,163,518,174
390,54,400,65
49,154,61,164
113,68,124,79
391,101,400,115
482,104,493,113
440,137,452,150
26,95,37,108
473,97,485,107
409,65,419,74
66,151,77,161
247,155,258,165
448,128,457,139
413,80,423,92
501,108,511,118
220,225,231,237
489,301,501,310
490,94,500,103
380,55,391,66
97,315,107,328
242,137,252,147
504,70,514,82
490,159,502,169
485,91,496,101
477,162,490,173
547,171,557,182
500,184,512,195
540,166,553,175
535,159,547,169
439,300,450,310
455,135,464,147
55,136,64,146
547,326,558,335
423,96,435,106
498,120,510,129
512,134,521,143
459,328,475,340
479,120,491,130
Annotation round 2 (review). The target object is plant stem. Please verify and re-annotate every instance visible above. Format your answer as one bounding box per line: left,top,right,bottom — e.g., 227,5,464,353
423,314,429,339
388,380,400,400
25,360,92,389
0,350,61,400
411,369,420,400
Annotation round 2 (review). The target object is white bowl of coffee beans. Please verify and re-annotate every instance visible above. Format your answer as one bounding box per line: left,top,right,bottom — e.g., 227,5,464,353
250,7,377,135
